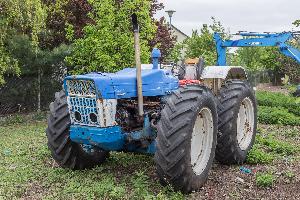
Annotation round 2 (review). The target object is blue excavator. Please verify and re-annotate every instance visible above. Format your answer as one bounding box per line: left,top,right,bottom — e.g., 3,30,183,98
213,31,300,96
214,31,300,65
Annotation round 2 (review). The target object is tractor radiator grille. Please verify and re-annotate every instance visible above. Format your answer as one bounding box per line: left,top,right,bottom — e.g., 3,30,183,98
66,80,96,97
68,96,99,126
66,79,117,127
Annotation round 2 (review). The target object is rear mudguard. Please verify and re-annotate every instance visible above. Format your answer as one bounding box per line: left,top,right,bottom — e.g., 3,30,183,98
201,66,247,80
201,66,248,94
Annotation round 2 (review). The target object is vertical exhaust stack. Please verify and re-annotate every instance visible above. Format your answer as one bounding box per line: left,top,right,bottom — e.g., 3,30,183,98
131,13,144,116
152,48,161,70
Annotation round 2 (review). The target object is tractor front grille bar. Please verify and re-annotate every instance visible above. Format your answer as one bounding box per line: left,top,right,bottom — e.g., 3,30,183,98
66,80,96,97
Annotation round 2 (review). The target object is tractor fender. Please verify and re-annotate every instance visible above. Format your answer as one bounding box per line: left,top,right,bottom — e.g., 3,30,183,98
201,66,247,80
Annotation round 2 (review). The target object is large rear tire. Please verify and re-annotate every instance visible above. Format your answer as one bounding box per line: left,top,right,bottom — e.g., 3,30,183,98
155,85,218,193
216,80,257,165
46,91,109,170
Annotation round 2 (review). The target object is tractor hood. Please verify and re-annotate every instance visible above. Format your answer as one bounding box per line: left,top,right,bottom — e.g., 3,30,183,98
64,68,179,99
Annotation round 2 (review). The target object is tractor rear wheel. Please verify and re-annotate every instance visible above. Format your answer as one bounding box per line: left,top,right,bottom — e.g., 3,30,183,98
46,90,109,170
216,80,257,165
155,85,218,193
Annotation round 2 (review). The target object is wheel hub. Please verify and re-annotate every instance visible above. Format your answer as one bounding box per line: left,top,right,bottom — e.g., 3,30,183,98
237,97,255,150
190,107,214,175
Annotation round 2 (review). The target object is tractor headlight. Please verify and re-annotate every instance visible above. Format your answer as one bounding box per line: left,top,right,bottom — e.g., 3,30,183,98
89,113,98,123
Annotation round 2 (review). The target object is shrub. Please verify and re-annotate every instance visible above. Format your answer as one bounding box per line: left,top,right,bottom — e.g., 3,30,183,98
0,114,25,125
256,91,300,116
284,171,295,180
258,136,297,156
283,84,298,94
0,112,47,126
258,106,300,126
247,145,274,164
32,111,47,121
256,172,276,188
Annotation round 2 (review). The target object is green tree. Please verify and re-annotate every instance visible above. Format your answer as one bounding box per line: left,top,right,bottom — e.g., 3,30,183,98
65,0,156,74
232,47,273,72
293,19,300,27
169,42,186,63
235,41,300,84
4,34,70,111
0,0,47,84
6,35,69,76
184,17,228,66
42,0,168,51
233,44,287,85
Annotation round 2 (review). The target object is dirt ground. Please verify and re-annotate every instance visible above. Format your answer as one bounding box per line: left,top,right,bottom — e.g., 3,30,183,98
189,124,300,200
256,83,290,95
189,162,300,200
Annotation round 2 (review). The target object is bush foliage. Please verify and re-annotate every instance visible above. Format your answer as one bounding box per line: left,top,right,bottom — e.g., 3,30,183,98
255,135,297,156
256,91,300,116
247,145,274,164
258,106,300,126
256,172,276,188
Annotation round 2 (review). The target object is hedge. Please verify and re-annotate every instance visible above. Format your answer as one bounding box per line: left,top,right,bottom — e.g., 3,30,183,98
258,106,300,126
256,91,300,116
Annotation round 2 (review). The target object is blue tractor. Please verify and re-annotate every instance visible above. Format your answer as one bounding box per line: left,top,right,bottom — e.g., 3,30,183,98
47,15,259,193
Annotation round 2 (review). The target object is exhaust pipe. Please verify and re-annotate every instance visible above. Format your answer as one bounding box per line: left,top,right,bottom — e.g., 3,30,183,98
131,13,144,116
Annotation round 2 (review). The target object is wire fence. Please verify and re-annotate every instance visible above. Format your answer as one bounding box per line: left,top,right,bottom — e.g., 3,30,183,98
247,69,281,87
0,75,62,116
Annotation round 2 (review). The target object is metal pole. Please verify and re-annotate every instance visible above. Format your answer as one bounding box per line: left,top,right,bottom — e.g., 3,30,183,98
132,14,144,116
165,10,176,30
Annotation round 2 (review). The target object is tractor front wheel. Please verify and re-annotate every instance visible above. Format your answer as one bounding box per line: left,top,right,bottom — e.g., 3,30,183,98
46,91,109,170
155,85,218,193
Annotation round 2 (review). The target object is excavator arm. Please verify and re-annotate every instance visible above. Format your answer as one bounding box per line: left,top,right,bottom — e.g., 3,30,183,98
214,32,300,66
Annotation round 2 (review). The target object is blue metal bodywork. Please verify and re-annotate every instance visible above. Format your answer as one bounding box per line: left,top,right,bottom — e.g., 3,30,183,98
70,125,125,151
64,68,178,99
214,32,300,66
66,49,178,154
70,116,157,154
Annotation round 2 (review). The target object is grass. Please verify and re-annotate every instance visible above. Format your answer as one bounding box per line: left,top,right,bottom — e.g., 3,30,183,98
246,145,275,164
1,89,300,199
256,135,298,156
258,106,300,126
246,128,299,165
256,91,300,116
256,90,300,126
256,172,276,188
0,112,48,126
0,122,184,199
283,171,295,180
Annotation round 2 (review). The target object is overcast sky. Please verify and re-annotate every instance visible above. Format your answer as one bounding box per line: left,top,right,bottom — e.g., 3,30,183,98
155,0,300,36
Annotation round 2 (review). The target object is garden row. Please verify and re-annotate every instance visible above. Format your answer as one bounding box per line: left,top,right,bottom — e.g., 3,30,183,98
257,91,300,126
245,125,299,188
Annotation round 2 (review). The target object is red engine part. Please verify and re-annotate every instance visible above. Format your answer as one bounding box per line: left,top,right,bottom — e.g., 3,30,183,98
179,80,201,86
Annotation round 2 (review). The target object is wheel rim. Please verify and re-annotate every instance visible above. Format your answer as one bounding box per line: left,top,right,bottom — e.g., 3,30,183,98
190,107,214,175
237,97,255,151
